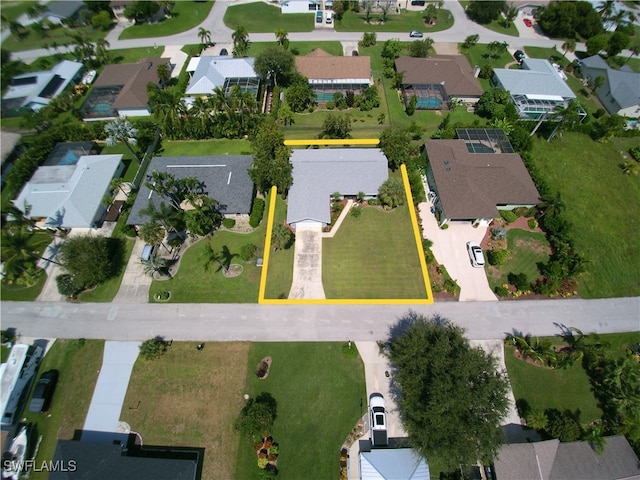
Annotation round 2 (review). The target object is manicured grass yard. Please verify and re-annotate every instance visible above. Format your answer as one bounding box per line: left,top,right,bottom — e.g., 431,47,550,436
23,340,103,480
225,3,314,32
1,25,108,53
323,202,427,299
1,232,54,301
235,342,366,479
159,139,253,156
264,195,294,300
118,1,214,39
505,344,602,424
249,41,343,57
486,229,550,293
122,342,250,480
336,8,453,33
530,133,640,298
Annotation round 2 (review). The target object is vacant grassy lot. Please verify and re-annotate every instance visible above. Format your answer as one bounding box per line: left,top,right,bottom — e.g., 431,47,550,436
107,46,165,64
249,41,343,57
505,344,602,423
119,1,214,39
530,133,640,298
336,8,453,33
460,43,515,89
264,195,294,299
23,340,103,480
235,342,366,479
122,342,250,480
225,3,314,32
2,25,108,52
486,229,550,292
323,203,427,299
159,139,253,156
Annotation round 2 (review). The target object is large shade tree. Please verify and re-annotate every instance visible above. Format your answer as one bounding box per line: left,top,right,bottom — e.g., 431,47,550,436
104,117,140,162
249,118,293,194
58,235,124,290
384,313,510,469
254,45,295,87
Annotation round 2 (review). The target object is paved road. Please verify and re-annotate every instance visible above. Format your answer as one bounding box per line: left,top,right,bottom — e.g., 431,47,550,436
2,297,638,342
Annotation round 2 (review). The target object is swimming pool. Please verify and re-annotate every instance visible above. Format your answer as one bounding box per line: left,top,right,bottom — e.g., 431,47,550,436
417,97,443,109
58,150,79,165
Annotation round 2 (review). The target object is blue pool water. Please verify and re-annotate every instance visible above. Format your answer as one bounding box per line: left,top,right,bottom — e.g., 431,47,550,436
59,150,79,165
417,97,443,109
316,92,335,102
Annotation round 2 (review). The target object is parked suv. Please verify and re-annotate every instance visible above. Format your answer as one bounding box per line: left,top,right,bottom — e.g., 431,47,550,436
369,393,389,446
514,50,525,63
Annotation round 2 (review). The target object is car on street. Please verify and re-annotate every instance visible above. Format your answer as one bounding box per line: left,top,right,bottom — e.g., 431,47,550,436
523,18,532,27
409,30,423,38
28,369,59,413
513,49,525,63
466,242,485,268
369,393,388,446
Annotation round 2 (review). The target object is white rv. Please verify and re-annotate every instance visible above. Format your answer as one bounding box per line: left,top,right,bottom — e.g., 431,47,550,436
1,344,43,426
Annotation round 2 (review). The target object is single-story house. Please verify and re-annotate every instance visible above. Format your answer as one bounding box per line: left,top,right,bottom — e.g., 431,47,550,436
110,0,135,21
279,0,322,13
14,154,124,229
394,55,483,109
295,49,372,102
493,435,640,480
1,60,83,115
51,432,202,480
80,57,172,121
359,447,430,480
43,0,86,24
424,129,539,227
580,55,640,118
286,148,388,228
492,59,585,120
127,156,255,226
184,56,260,98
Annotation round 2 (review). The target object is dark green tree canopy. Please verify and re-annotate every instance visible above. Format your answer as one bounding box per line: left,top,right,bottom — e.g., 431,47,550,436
249,118,293,194
536,0,603,39
379,128,411,171
384,313,510,468
466,0,505,24
59,235,124,290
476,88,519,121
254,46,295,87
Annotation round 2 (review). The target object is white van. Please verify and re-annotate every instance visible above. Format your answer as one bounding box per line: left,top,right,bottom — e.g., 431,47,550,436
326,11,333,23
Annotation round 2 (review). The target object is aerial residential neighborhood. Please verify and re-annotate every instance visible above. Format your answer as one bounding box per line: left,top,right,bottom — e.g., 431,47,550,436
0,0,639,479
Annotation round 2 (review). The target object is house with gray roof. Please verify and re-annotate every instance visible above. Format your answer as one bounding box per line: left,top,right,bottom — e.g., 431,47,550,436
14,154,124,229
492,59,585,120
286,148,388,228
424,131,539,227
359,447,430,480
2,60,83,115
44,0,86,24
185,56,260,98
493,435,640,480
127,156,255,226
580,55,640,118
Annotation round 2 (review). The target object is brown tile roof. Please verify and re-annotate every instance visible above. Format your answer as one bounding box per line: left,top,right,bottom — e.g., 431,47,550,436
395,55,483,97
425,139,540,220
93,57,171,109
295,49,371,80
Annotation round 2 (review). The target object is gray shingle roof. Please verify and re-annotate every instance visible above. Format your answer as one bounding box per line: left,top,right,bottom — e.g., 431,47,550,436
286,148,388,225
46,1,84,19
424,140,539,220
493,59,576,100
127,156,255,225
581,55,640,112
494,436,640,480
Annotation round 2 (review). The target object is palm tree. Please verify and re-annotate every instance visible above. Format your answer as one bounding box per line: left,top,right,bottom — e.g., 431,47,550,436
362,0,373,24
489,117,513,135
502,5,518,28
148,88,184,139
142,256,170,278
198,27,212,47
561,39,576,60
627,42,640,64
141,201,184,235
104,117,140,163
621,160,640,176
94,38,110,66
596,0,615,21
202,241,229,274
547,100,583,141
232,26,249,57
139,221,166,246
536,192,566,218
423,4,438,25
275,29,289,49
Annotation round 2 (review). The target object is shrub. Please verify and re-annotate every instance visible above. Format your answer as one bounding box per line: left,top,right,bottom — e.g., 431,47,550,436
513,206,530,217
222,218,236,229
56,274,82,298
440,223,449,230
487,249,509,266
326,101,335,110
593,108,606,119
257,457,269,469
350,206,362,218
499,209,517,224
490,227,507,240
508,272,530,291
478,64,494,80
494,285,509,297
250,198,265,228
139,336,168,360
528,218,538,229
241,244,258,261
367,198,379,206
545,408,582,442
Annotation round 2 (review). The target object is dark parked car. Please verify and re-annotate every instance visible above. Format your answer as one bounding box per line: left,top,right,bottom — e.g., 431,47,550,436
514,50,525,63
29,370,59,413
219,48,228,56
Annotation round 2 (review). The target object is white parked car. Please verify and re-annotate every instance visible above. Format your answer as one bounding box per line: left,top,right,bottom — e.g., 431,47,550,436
369,393,388,446
466,241,485,268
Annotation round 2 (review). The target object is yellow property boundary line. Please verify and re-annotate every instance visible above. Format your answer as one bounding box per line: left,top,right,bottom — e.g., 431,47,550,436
258,165,433,305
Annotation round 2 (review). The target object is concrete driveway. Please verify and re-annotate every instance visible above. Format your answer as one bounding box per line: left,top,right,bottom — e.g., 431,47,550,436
113,237,153,303
288,222,326,300
418,202,497,302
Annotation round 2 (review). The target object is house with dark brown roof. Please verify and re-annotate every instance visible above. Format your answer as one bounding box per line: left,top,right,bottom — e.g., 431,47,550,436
295,49,372,102
395,55,483,110
424,129,539,227
80,57,171,121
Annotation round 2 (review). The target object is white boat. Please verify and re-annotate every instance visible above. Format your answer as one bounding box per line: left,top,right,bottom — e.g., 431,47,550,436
81,70,96,85
1,423,34,480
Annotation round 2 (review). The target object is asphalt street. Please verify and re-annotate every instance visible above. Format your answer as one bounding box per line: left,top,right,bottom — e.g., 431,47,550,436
2,297,638,342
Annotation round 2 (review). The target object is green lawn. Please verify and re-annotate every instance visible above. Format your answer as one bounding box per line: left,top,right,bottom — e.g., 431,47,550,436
264,195,294,299
524,46,567,65
248,41,343,57
23,339,104,480
118,1,215,39
565,75,603,116
159,139,253,156
530,133,640,298
323,202,427,299
479,18,519,37
107,46,165,64
1,232,54,301
1,25,109,52
225,3,314,32
505,344,602,424
461,43,516,70
335,8,453,33
486,229,550,293
0,1,32,22
235,342,366,479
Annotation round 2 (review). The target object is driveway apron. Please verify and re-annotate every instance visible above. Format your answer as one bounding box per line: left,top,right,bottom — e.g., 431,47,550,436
82,341,140,438
288,222,326,299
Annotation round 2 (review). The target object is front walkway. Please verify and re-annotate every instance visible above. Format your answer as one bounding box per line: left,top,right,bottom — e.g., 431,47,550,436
82,341,140,438
288,222,326,299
